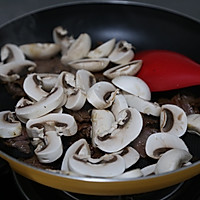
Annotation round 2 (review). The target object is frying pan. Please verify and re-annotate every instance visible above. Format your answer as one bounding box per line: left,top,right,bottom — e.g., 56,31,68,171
0,1,200,195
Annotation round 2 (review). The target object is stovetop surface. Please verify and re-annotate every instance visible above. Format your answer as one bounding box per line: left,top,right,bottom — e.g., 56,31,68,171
1,158,200,200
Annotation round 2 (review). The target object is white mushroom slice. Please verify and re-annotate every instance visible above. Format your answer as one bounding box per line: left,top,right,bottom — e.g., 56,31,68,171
69,153,125,178
0,60,36,82
187,114,200,136
160,104,187,137
52,26,75,54
116,169,143,179
155,149,192,174
111,94,128,119
0,111,22,138
87,81,118,109
15,86,65,120
20,43,61,60
61,33,91,63
124,93,161,117
103,60,142,79
61,139,90,172
34,131,63,163
56,71,75,94
94,108,143,153
76,69,96,92
91,109,115,146
1,43,25,62
114,146,140,169
145,132,189,159
112,76,151,101
26,113,77,138
108,40,134,64
23,73,49,101
68,58,110,72
39,73,58,91
65,89,86,111
141,164,156,176
88,38,116,58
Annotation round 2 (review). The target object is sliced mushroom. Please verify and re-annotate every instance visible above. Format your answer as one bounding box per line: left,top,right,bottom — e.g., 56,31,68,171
65,88,86,111
61,33,91,64
87,81,118,109
108,40,134,64
26,113,77,138
187,114,200,136
52,26,75,54
103,60,142,79
0,59,36,82
61,139,90,172
76,69,96,93
88,38,116,58
114,146,140,169
15,86,65,120
68,58,110,72
145,132,189,159
23,73,49,101
123,93,161,117
91,109,115,146
112,76,151,101
20,43,61,60
154,148,192,174
116,169,143,179
69,153,125,178
0,111,22,138
1,43,25,62
94,108,143,153
111,94,128,119
34,130,63,163
141,164,156,176
160,104,187,137
38,73,58,92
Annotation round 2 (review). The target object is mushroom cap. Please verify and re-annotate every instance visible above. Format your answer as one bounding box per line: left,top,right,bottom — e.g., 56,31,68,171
155,148,192,174
103,60,142,79
68,58,110,72
87,81,118,109
108,40,134,64
61,139,90,172
160,104,187,137
26,112,77,138
65,89,86,111
68,154,125,178
91,109,115,146
61,33,91,63
23,73,49,101
34,130,63,163
0,111,22,138
187,114,200,136
145,132,189,159
20,43,61,60
112,76,151,101
124,93,161,117
94,108,143,153
116,168,143,179
111,94,128,119
15,86,65,120
76,69,96,93
88,38,116,58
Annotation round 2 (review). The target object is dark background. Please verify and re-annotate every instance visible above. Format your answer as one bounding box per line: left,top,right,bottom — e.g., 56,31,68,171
0,0,199,27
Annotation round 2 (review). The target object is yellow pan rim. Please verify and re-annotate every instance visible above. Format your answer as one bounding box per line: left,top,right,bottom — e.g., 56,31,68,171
0,150,200,195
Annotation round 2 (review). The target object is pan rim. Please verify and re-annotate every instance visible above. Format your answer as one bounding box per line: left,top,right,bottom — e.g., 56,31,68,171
0,0,199,30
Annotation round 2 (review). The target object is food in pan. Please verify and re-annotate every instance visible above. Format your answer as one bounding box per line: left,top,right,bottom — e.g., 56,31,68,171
0,26,199,178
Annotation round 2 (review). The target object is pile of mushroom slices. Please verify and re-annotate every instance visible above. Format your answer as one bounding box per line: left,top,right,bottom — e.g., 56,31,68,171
0,26,197,179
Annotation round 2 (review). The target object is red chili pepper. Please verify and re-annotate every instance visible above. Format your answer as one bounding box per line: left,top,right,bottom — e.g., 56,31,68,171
135,50,200,92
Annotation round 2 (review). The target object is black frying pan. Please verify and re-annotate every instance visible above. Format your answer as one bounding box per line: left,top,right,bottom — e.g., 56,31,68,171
0,1,200,195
